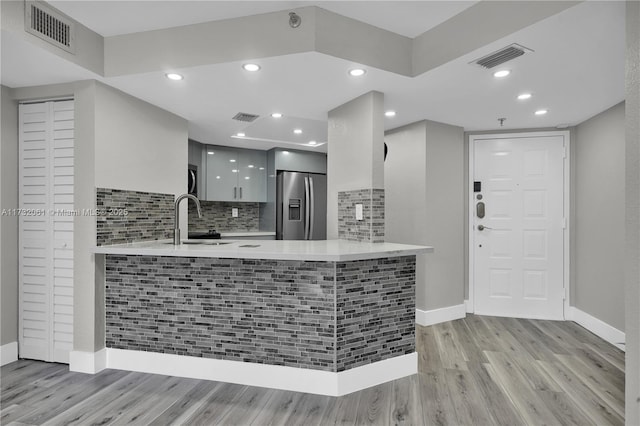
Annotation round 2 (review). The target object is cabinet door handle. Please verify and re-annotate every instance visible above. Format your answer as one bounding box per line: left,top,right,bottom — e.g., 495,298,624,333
239,187,243,199
234,187,237,199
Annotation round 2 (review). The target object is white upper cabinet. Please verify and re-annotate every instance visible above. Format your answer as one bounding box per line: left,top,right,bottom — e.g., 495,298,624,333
205,145,266,202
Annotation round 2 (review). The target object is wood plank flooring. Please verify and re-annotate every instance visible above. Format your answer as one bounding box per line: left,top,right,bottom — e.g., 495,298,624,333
1,315,625,425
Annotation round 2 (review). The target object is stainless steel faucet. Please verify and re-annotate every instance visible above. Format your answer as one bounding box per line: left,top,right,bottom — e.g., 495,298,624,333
174,193,202,245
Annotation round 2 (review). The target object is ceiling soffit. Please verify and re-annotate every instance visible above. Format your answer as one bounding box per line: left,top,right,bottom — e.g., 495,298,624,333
103,3,580,79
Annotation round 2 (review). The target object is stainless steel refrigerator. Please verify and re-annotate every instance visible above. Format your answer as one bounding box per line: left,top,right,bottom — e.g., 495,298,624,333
276,171,327,240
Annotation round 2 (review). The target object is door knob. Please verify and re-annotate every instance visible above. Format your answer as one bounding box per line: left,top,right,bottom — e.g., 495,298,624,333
477,224,493,231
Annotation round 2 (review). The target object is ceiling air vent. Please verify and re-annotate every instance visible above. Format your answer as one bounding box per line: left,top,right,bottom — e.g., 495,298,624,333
471,43,533,69
232,112,260,122
24,1,75,54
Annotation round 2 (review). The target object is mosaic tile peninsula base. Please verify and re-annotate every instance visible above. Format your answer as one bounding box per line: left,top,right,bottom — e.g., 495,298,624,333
105,255,415,373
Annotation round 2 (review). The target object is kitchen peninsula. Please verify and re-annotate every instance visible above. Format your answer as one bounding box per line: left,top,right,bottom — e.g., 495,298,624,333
93,239,432,396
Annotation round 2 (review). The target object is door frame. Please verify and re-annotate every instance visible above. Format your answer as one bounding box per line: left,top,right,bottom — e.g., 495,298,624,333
467,130,571,319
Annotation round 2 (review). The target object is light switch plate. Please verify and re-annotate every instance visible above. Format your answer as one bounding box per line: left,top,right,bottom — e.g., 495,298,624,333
355,204,363,221
232,208,238,218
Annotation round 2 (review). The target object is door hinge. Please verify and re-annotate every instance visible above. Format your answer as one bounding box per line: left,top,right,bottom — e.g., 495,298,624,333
562,217,567,229
563,286,568,300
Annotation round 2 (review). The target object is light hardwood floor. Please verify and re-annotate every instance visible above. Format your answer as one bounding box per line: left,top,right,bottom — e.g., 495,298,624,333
1,315,625,425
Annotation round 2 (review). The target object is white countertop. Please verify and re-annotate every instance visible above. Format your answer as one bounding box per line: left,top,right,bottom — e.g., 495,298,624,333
93,239,433,262
219,231,276,237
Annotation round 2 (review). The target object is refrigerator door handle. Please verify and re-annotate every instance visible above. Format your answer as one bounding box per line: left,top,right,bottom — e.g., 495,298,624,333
304,176,310,240
188,170,197,194
309,176,315,239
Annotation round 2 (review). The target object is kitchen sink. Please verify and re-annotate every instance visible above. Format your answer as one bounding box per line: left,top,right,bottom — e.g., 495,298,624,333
164,240,232,246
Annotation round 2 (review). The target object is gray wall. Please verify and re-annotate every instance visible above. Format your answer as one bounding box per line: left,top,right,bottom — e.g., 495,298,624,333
327,91,384,239
94,82,188,197
574,103,626,331
625,1,640,423
385,120,465,311
10,80,188,354
1,85,18,346
91,82,187,351
274,149,326,174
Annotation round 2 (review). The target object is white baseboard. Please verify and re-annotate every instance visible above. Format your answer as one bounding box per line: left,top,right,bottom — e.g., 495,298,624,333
464,299,473,313
567,307,626,351
106,348,416,396
416,303,466,327
69,348,107,373
0,342,18,366
337,352,416,395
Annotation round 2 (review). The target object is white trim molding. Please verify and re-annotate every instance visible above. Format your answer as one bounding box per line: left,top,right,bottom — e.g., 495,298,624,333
416,304,466,327
567,307,626,351
0,342,18,366
106,348,416,396
69,349,107,374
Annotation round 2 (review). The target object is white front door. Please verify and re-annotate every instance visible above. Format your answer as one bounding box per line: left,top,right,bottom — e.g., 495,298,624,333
472,134,566,320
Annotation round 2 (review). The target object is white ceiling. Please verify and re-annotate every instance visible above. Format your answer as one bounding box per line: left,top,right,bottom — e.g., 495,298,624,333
49,1,478,38
1,1,626,153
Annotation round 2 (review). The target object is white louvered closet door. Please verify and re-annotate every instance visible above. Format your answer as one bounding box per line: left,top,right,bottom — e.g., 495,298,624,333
19,100,74,364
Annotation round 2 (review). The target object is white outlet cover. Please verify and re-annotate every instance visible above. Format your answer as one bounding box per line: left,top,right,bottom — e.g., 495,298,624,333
355,204,363,221
232,208,239,218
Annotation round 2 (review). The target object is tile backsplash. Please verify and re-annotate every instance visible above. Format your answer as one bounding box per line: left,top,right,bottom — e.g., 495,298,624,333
188,201,259,232
96,188,174,245
338,188,385,243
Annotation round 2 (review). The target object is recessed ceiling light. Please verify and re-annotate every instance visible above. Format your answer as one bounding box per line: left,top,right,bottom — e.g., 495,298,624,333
230,159,236,163
248,164,254,168
236,132,245,137
493,70,510,78
245,176,250,180
535,109,548,115
282,151,290,155
207,151,214,155
308,141,317,145
242,63,261,72
293,129,303,135
271,113,283,118
349,68,366,77
385,111,396,117
259,167,265,170
517,93,532,100
216,176,221,179
232,169,238,173
165,73,183,81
